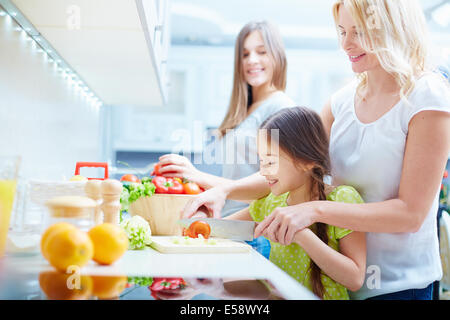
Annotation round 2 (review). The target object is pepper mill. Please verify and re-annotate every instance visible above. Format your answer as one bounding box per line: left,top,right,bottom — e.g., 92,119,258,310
85,180,103,225
100,179,123,225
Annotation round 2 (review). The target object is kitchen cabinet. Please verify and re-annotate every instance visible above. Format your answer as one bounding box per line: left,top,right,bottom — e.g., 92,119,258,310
137,0,171,105
8,0,171,107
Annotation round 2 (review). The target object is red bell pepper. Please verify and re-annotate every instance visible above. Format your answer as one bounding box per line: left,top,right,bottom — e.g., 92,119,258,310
150,278,186,291
168,178,184,194
152,176,170,194
152,176,185,194
149,277,187,299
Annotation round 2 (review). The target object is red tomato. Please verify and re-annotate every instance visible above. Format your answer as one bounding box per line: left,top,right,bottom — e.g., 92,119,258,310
186,221,211,239
151,163,180,178
120,174,140,183
152,163,162,176
183,182,202,195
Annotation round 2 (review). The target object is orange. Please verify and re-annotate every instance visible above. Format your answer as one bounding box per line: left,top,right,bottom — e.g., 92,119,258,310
88,223,128,265
39,270,93,300
40,222,77,260
91,275,128,299
45,227,94,272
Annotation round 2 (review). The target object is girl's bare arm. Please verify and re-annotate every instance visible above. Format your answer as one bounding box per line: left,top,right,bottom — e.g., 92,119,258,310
293,230,366,292
224,207,253,221
255,109,450,243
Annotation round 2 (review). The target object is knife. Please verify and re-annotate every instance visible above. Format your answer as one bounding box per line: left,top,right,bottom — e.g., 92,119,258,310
177,218,256,242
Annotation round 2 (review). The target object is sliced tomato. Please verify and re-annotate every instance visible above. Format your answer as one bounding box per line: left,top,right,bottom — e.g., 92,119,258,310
186,220,211,239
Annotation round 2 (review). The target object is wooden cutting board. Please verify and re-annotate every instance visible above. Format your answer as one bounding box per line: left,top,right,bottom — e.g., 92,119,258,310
149,236,252,254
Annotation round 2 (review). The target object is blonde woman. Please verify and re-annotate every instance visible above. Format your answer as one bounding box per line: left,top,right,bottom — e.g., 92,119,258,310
156,21,295,256
184,0,450,300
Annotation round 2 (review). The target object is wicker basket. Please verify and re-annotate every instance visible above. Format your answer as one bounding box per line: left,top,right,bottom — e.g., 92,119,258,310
128,193,195,236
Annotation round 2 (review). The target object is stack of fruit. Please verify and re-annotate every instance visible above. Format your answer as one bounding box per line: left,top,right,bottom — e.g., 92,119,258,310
40,222,129,272
119,163,204,218
120,163,204,195
151,163,203,195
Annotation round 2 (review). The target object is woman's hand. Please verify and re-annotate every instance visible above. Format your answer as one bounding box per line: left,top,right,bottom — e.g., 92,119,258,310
157,154,206,185
182,185,229,219
254,201,319,245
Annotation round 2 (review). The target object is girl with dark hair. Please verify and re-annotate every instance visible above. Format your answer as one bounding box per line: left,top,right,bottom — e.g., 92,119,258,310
225,106,367,299
153,20,295,258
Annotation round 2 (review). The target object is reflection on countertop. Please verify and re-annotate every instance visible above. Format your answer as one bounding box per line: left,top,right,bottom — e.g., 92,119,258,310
0,267,285,300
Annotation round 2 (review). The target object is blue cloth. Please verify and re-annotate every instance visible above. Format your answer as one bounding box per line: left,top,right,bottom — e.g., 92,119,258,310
366,283,434,300
246,236,271,259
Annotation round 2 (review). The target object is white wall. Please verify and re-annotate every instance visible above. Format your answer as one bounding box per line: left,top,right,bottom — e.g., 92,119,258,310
164,45,356,127
0,14,101,180
107,45,354,157
107,46,449,159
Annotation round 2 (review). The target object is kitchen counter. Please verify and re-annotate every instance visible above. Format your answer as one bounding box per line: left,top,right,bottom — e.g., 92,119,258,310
0,246,317,300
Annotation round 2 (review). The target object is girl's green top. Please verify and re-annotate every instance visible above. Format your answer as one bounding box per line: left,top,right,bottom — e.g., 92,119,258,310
249,185,364,300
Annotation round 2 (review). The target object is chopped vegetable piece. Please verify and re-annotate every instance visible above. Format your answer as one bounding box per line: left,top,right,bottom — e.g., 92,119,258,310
186,221,211,239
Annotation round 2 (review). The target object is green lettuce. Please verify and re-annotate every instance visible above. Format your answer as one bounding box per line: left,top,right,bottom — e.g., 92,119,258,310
120,215,153,250
120,178,155,221
127,276,154,287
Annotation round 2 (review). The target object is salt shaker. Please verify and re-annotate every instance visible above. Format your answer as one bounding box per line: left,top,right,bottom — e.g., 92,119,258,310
85,180,103,225
100,179,122,225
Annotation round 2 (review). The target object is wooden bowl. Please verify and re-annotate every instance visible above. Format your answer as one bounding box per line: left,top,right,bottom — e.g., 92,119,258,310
128,193,194,236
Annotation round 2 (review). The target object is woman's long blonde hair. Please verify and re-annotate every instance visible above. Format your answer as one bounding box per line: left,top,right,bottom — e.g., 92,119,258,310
217,21,287,138
332,0,431,99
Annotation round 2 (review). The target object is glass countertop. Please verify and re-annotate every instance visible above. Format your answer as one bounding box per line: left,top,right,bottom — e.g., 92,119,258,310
0,269,286,300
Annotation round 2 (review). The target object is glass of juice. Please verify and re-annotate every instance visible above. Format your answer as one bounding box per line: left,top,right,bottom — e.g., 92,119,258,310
0,156,20,258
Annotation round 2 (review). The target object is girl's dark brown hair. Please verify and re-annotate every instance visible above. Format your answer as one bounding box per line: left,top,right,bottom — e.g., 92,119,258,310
260,106,331,299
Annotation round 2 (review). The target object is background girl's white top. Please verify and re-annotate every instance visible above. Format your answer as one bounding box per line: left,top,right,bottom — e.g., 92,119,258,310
330,73,450,300
217,91,295,217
